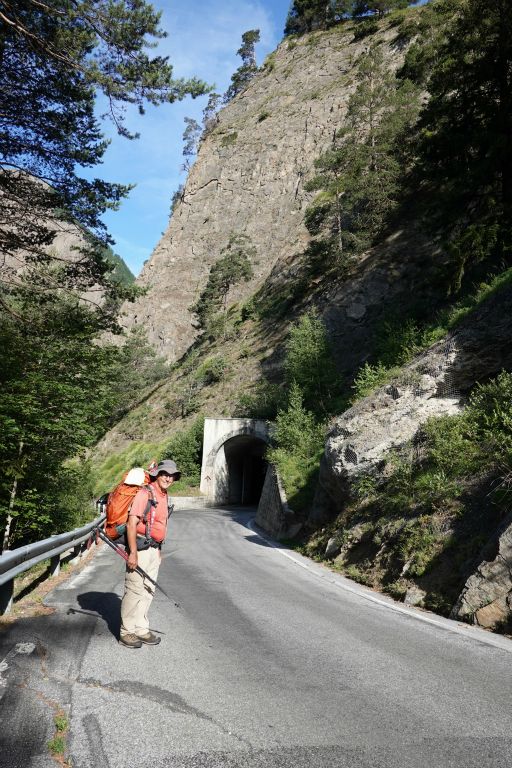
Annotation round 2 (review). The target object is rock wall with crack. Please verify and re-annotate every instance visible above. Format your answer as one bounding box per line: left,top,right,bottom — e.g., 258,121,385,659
451,519,512,630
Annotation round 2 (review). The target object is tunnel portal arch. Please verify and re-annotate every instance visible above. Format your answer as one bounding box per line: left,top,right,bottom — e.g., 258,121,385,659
200,418,271,505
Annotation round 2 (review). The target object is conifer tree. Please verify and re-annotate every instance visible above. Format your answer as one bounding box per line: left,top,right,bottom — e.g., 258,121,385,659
0,0,208,308
182,117,202,171
285,312,339,416
224,30,261,102
305,46,420,258
0,1,209,543
351,0,410,18
410,0,512,279
191,235,255,332
182,118,202,158
285,1,349,35
202,93,222,136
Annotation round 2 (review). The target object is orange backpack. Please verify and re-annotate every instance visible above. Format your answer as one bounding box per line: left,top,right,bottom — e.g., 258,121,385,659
103,468,152,541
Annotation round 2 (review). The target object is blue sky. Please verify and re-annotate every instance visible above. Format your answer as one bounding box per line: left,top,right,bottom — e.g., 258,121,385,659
95,1,292,276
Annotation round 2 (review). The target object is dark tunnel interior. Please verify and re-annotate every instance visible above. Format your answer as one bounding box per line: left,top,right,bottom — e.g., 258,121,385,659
223,435,268,505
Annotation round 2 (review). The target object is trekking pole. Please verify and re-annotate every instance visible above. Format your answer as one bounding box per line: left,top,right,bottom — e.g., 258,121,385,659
94,528,180,608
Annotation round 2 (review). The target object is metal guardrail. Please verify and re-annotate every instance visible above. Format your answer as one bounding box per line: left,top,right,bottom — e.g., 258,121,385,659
0,513,105,614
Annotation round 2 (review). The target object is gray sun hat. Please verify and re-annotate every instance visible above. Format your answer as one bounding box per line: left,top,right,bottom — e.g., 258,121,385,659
148,459,181,480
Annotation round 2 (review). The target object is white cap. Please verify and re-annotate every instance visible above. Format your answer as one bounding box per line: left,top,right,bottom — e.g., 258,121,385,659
124,467,146,486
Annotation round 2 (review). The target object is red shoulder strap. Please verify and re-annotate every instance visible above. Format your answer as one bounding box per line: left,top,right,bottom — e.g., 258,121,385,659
142,484,157,540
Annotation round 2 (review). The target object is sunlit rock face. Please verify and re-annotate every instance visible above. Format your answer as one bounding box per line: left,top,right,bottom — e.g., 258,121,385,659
310,285,512,526
119,25,404,363
451,521,512,630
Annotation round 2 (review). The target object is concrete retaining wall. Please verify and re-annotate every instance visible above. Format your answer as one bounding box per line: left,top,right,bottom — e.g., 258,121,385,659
255,464,302,540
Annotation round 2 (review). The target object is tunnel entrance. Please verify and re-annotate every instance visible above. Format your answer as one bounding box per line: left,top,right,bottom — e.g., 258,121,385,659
200,418,271,506
223,435,267,505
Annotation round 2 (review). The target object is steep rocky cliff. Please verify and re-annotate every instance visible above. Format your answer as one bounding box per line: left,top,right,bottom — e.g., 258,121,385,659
119,21,409,363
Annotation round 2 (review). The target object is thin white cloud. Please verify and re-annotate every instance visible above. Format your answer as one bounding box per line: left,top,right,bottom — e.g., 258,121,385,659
161,0,279,82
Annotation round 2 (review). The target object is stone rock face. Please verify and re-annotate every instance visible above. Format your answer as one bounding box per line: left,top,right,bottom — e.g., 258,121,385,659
451,519,512,629
325,536,341,559
404,586,426,607
2,201,131,306
119,25,405,362
310,285,512,525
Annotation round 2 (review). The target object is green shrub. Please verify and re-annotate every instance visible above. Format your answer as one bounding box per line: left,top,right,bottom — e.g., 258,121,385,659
396,516,444,577
263,52,276,72
48,736,65,756
344,565,373,586
268,383,325,512
353,19,379,41
270,383,324,459
421,415,480,479
466,370,512,457
351,362,390,401
353,474,378,502
160,416,205,488
233,382,282,419
54,714,68,733
285,311,340,417
384,579,408,601
194,356,228,385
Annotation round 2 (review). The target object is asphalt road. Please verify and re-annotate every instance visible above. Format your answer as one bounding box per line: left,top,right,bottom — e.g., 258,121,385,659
1,507,511,768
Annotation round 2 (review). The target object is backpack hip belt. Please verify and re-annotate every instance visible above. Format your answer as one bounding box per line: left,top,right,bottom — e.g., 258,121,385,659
135,535,162,551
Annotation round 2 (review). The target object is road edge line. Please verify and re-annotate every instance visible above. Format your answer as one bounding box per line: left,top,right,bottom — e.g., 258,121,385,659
247,519,512,654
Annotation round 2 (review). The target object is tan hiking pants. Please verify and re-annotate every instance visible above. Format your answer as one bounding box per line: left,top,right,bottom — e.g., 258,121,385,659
120,547,161,638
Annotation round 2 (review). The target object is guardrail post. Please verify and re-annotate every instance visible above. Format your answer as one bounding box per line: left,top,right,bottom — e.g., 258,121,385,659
49,554,60,578
0,579,14,615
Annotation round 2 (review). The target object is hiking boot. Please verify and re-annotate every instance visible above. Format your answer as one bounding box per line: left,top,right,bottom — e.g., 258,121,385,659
138,631,161,646
119,633,142,649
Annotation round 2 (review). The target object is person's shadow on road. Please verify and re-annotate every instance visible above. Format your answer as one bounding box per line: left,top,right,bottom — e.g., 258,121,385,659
76,592,121,639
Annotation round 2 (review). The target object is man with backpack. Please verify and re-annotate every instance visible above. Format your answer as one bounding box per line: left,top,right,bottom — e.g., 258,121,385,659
119,459,181,649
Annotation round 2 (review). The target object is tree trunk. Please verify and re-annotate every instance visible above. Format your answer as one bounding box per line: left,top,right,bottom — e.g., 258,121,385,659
1,439,23,553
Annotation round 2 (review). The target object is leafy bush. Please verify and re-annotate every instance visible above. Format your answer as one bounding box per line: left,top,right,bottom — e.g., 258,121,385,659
466,371,512,458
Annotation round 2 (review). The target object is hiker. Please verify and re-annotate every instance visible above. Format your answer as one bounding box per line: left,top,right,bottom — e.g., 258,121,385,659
119,459,180,648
